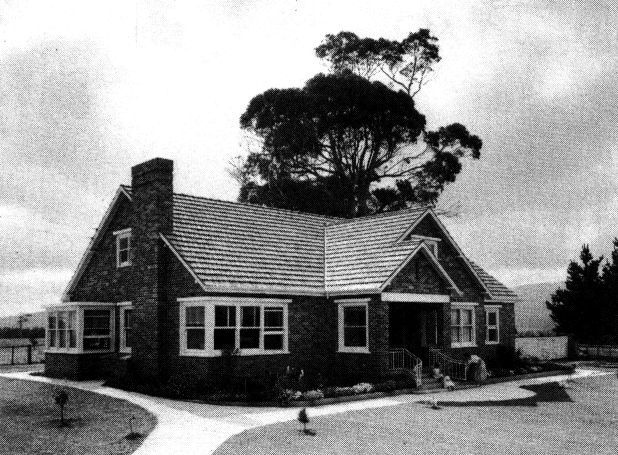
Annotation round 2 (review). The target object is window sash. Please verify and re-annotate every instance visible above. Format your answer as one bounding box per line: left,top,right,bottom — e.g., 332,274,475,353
180,301,288,355
338,301,369,353
485,309,500,343
451,308,475,346
116,231,132,267
83,309,112,351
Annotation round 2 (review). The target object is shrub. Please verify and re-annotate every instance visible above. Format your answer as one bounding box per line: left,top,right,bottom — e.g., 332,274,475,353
302,390,324,401
373,380,397,392
352,382,374,394
333,386,355,397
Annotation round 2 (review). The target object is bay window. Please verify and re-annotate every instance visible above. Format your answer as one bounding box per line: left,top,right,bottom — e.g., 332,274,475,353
451,304,476,347
337,299,370,353
46,304,115,353
180,298,289,356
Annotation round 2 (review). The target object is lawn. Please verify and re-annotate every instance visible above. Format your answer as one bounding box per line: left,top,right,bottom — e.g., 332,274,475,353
0,377,156,455
215,374,617,455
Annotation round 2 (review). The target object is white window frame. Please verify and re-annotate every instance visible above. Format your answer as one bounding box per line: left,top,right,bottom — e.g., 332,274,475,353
451,303,477,348
485,305,500,345
179,297,290,357
46,310,78,353
118,302,133,354
337,298,370,354
45,303,115,354
114,228,132,268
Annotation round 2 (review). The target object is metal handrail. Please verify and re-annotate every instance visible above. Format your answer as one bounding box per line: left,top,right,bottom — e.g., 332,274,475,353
427,346,467,381
389,347,422,386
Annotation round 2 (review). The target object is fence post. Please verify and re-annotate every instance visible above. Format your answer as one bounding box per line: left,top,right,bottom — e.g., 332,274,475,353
27,345,32,365
11,346,15,365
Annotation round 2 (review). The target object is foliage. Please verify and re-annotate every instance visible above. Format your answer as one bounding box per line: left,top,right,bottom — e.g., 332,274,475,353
235,29,482,218
546,243,618,343
302,390,324,401
352,382,374,394
315,29,440,98
0,327,45,339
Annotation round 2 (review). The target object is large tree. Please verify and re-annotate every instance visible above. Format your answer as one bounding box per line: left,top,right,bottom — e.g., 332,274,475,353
235,30,482,218
546,244,616,343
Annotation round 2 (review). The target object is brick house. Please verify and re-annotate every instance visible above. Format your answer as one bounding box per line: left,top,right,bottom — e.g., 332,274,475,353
45,158,518,384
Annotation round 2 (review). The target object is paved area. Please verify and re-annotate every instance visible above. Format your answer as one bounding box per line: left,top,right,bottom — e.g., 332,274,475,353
0,368,611,455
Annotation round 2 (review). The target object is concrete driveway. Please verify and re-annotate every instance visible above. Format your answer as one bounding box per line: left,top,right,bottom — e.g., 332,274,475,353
0,368,610,455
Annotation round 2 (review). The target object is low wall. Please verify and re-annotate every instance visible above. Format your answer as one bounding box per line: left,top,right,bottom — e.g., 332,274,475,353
577,344,618,359
515,336,568,360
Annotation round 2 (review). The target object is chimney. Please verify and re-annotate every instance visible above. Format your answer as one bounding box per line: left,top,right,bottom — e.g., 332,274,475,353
130,158,173,379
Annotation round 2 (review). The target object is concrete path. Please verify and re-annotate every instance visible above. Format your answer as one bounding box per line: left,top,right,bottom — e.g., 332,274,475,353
0,368,611,455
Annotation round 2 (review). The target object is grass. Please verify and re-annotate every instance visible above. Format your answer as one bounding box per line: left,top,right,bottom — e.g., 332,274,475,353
215,375,617,455
0,376,157,455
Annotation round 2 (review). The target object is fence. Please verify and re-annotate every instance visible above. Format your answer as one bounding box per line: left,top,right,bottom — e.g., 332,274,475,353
0,344,45,366
577,344,618,360
515,336,569,360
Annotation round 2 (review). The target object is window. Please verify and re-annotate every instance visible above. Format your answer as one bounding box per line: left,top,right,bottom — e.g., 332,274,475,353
179,298,289,356
451,306,476,347
47,311,77,351
119,305,133,353
83,309,112,351
338,300,369,353
240,306,260,349
115,229,132,267
264,307,284,351
485,307,500,344
213,305,235,350
185,306,206,350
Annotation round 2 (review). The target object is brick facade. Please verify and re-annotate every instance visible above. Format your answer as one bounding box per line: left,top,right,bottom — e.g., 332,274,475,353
46,158,517,383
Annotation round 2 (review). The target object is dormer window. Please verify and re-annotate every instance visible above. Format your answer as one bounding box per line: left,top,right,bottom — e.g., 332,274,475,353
114,228,132,268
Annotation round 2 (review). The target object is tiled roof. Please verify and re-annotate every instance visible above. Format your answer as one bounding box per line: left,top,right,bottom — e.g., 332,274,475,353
325,207,428,292
116,186,517,300
167,193,329,294
469,262,519,302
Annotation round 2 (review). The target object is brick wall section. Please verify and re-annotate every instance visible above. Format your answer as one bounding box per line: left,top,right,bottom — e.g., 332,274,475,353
130,158,174,379
69,197,135,303
160,247,390,384
384,254,449,294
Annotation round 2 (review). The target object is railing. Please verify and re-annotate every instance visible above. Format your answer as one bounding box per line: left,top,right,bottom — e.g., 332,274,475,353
0,345,45,366
389,348,422,386
427,346,467,381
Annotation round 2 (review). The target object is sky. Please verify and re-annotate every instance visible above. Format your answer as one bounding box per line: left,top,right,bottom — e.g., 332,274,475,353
0,0,617,316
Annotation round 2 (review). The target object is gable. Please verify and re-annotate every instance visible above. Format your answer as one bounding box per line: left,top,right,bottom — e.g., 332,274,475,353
402,211,492,299
384,249,452,295
63,187,133,301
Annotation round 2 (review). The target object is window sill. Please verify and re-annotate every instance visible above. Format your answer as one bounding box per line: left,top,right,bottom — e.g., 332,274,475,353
451,343,477,348
45,349,114,354
338,348,371,354
119,348,132,354
179,350,290,358
485,341,499,345
117,263,132,269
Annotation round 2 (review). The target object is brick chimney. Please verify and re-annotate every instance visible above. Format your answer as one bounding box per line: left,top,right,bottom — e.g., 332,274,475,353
130,158,173,379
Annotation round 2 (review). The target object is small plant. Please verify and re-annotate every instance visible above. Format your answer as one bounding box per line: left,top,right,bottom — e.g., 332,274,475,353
54,390,69,426
126,416,142,440
297,408,316,435
429,397,440,410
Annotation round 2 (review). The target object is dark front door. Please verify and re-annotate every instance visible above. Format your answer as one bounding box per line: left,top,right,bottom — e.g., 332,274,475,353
389,303,422,353
390,304,440,355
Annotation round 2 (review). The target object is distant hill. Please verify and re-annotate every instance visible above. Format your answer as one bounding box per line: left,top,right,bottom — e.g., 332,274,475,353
512,282,562,334
0,311,46,329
